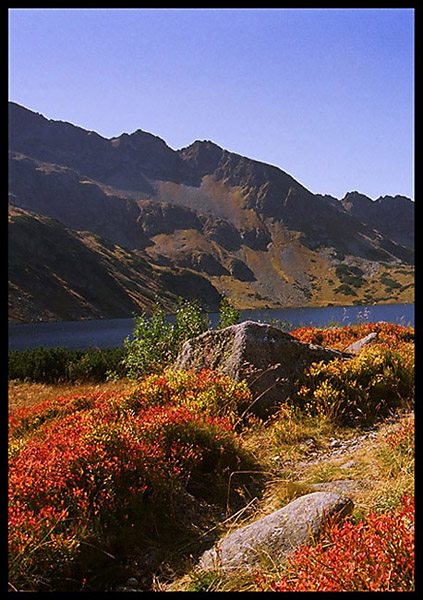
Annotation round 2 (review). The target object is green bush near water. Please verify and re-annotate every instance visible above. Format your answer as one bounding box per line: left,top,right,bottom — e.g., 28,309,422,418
8,296,242,383
123,296,241,379
8,346,126,384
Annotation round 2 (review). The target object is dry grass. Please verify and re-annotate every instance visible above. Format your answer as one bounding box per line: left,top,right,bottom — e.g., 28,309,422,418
167,409,414,592
8,379,136,412
253,409,414,525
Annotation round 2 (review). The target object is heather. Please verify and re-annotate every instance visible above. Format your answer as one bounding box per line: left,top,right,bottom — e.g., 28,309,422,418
291,320,414,350
256,494,414,592
8,321,414,592
9,369,256,591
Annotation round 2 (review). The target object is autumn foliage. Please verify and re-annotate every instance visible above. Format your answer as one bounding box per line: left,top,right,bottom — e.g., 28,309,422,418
8,322,414,592
256,494,414,592
291,322,414,424
291,320,414,350
8,369,251,591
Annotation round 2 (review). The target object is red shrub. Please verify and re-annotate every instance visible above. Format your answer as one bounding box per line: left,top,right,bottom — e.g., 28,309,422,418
8,370,248,590
256,495,414,592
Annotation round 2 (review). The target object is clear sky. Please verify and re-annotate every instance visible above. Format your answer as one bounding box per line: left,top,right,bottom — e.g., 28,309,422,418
8,8,414,200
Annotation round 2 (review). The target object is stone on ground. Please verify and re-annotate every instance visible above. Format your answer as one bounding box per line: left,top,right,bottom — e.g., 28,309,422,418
198,491,354,574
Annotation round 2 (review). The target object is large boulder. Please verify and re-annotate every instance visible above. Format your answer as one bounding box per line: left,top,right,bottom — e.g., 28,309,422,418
173,321,350,415
198,491,354,574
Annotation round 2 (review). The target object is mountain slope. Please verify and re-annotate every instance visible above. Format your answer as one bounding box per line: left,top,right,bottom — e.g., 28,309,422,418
8,102,414,323
339,191,414,249
8,206,222,323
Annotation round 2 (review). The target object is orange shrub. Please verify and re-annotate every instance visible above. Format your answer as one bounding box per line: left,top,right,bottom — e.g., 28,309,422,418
291,322,414,351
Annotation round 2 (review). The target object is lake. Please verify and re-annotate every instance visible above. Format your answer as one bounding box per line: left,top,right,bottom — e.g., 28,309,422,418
8,303,414,352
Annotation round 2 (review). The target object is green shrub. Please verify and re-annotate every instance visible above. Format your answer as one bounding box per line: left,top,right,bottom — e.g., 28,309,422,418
334,283,358,296
123,298,209,379
293,343,414,425
123,296,242,379
68,347,126,381
8,346,125,383
173,297,210,348
335,264,364,288
380,274,402,290
8,347,73,384
123,302,173,378
216,296,241,330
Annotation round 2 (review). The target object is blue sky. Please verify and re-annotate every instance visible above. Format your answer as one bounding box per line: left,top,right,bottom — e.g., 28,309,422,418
8,8,414,200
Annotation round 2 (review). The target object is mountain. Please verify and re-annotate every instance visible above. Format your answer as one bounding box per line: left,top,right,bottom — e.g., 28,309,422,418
8,102,414,323
338,191,414,249
8,205,224,323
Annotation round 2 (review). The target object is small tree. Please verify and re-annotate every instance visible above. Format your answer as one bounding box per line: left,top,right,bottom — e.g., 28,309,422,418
123,301,173,378
123,298,209,379
216,296,241,330
173,297,209,352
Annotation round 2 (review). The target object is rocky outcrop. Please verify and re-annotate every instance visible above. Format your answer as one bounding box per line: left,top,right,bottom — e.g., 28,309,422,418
201,216,243,251
136,201,203,237
229,258,256,281
198,491,354,574
345,332,378,353
340,191,414,250
174,321,350,415
308,479,377,496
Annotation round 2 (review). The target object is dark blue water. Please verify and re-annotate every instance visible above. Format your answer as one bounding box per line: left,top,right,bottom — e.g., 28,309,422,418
8,303,414,352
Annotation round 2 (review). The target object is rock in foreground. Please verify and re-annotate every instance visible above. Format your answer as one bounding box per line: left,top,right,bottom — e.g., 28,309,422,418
174,321,350,415
198,491,354,574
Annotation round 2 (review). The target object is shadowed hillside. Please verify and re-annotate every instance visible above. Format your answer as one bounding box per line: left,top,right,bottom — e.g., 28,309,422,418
8,102,414,322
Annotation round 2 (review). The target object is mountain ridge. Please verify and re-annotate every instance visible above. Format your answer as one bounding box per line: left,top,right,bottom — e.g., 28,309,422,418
8,102,414,323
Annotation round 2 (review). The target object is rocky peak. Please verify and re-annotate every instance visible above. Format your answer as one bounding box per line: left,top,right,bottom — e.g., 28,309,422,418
374,194,414,209
341,191,374,209
178,139,224,176
9,101,108,154
110,128,189,182
111,128,172,152
340,190,414,248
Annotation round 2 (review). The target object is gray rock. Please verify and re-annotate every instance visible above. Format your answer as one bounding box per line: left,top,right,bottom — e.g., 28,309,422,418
198,491,353,574
345,332,378,353
339,460,358,470
174,321,350,415
308,479,377,496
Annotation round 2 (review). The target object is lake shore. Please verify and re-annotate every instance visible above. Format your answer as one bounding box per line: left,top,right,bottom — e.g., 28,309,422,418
9,302,414,352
